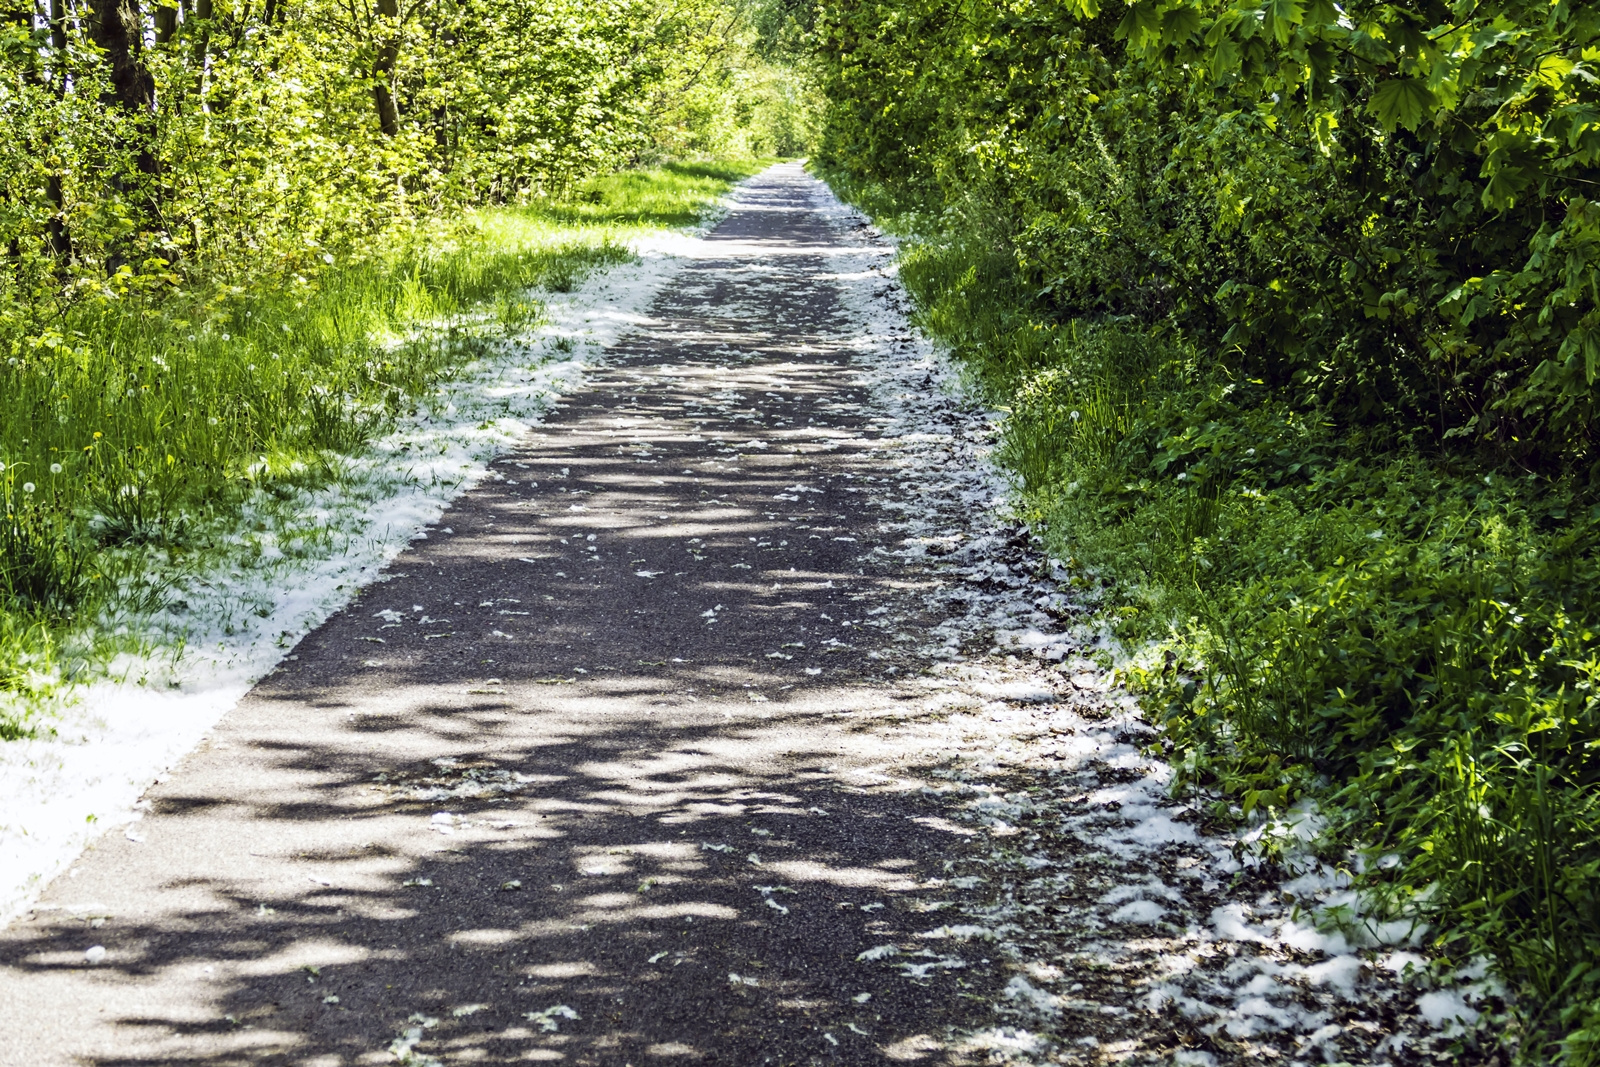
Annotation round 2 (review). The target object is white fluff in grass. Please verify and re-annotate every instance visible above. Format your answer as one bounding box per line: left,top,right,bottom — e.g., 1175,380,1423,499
1417,990,1481,1033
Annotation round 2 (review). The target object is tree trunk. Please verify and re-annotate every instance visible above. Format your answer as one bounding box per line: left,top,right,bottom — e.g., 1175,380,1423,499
372,0,400,136
191,0,212,104
88,0,157,127
154,0,177,43
88,0,160,254
43,173,70,260
45,0,72,258
47,0,66,50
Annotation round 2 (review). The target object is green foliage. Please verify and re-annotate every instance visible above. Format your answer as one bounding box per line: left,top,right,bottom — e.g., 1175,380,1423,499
0,0,807,284
665,61,823,159
808,0,1600,1053
0,611,58,740
812,0,1600,472
880,218,1600,1059
0,465,88,615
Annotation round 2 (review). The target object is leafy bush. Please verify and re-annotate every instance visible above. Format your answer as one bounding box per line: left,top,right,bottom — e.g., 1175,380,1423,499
813,0,1600,470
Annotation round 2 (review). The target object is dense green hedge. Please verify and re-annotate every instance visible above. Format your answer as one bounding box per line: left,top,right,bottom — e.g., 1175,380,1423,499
817,0,1600,469
809,0,1600,1057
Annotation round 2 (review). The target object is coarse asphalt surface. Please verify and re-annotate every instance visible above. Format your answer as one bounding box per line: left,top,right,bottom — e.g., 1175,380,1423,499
0,165,1014,1065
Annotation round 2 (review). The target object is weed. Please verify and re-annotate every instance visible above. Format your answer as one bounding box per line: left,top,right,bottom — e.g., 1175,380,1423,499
0,466,89,614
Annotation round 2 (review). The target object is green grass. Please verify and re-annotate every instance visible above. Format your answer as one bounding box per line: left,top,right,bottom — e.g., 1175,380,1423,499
0,158,771,739
546,160,778,228
858,195,1600,1063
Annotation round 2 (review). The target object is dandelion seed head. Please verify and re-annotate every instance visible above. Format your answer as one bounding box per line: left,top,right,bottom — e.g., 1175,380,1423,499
21,482,35,493
49,463,62,474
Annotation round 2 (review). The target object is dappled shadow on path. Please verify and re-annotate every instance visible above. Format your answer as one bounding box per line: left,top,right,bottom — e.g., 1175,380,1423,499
6,699,1000,1065
0,165,1009,1066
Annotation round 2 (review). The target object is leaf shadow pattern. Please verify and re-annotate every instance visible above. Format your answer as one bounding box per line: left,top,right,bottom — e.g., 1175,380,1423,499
11,711,1002,1064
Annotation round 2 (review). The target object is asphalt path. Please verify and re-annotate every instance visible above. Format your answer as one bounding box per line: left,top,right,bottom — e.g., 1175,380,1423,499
0,165,1014,1066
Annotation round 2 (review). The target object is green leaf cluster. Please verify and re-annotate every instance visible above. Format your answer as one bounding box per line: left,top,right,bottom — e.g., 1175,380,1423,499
811,0,1600,469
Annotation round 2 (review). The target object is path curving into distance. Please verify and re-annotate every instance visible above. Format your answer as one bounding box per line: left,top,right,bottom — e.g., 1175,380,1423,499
0,164,1020,1065
0,165,1464,1067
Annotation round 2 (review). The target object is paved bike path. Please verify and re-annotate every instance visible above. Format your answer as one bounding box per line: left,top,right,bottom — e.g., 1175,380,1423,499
0,165,1007,1066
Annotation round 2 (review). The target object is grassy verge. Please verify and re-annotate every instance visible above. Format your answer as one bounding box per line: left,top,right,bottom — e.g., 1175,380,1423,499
833,178,1600,1060
0,158,771,739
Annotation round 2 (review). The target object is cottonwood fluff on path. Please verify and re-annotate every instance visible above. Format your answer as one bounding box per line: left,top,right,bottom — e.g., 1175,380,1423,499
0,164,1495,1067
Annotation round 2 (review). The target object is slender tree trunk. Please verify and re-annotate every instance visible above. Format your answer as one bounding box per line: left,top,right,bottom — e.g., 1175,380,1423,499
3,0,34,262
44,174,71,260
372,0,400,136
45,0,72,258
153,0,176,42
191,0,212,105
47,0,66,50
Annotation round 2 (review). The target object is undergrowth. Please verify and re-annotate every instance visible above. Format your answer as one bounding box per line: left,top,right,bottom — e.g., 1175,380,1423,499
836,178,1600,1062
0,158,768,739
